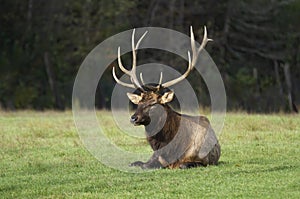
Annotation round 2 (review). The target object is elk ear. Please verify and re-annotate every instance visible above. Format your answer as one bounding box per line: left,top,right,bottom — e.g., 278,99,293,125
127,93,142,104
159,91,174,104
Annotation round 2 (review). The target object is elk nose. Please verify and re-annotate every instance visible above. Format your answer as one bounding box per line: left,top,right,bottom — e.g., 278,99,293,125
130,115,138,123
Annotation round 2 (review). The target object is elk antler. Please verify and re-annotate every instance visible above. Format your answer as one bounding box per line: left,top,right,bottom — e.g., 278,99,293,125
139,71,163,87
161,26,212,88
112,29,148,89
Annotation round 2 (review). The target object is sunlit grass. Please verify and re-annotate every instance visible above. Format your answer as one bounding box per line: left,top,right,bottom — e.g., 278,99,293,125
0,111,299,198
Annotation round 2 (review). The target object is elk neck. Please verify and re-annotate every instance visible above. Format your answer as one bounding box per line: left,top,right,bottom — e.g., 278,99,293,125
145,104,181,151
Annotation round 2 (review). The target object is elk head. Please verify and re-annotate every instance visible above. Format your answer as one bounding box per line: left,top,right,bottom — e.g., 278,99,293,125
127,84,174,126
112,27,212,126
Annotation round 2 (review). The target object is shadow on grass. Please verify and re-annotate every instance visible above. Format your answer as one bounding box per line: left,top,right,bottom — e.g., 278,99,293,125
217,161,228,166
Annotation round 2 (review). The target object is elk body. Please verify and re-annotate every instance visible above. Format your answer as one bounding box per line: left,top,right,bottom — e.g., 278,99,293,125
112,27,221,169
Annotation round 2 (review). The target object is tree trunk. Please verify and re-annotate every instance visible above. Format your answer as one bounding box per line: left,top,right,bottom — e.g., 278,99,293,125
283,63,297,113
44,51,64,110
169,0,175,29
220,0,233,66
27,0,33,31
178,0,184,31
274,60,283,95
148,0,159,25
253,67,260,96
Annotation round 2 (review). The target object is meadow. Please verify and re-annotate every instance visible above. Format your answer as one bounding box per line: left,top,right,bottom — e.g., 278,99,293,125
0,111,299,198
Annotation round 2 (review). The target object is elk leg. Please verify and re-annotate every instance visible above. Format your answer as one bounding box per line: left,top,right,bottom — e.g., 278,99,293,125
141,158,163,169
129,161,145,167
141,152,164,169
179,162,205,169
129,160,162,169
129,153,163,169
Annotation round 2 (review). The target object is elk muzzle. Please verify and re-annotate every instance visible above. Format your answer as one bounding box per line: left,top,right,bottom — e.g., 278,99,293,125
130,114,140,125
130,113,149,126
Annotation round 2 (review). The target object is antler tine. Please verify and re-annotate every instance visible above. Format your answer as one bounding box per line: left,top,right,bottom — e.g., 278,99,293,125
130,29,143,88
135,31,148,87
117,47,131,76
190,26,196,68
158,72,163,85
114,46,136,88
140,73,145,85
140,71,163,88
162,26,212,88
192,26,213,67
112,67,135,88
113,29,148,90
136,31,148,49
162,51,192,88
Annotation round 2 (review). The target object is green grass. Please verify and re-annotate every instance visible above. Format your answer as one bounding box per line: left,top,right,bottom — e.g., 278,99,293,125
0,111,299,198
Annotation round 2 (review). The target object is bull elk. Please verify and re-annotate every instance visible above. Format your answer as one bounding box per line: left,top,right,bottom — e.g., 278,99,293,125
112,27,220,169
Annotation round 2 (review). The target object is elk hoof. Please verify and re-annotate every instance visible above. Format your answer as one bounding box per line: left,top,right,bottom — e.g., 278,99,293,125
141,164,155,169
179,164,189,169
179,162,204,169
141,162,163,169
129,161,144,167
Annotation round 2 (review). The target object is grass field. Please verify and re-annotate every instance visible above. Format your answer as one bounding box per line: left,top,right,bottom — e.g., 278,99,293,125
0,111,299,198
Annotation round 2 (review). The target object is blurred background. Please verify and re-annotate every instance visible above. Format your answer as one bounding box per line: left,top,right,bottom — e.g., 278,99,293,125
0,0,299,113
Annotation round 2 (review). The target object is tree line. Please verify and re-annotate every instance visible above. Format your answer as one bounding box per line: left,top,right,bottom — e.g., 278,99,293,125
0,0,299,112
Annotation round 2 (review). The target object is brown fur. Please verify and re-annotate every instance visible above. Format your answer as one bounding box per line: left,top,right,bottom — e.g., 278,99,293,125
129,85,221,169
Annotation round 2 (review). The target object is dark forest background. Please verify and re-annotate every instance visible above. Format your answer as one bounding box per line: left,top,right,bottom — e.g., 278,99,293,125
1,0,299,113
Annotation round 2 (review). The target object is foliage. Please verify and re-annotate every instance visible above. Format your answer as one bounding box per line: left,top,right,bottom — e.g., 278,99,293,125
0,111,299,198
0,0,299,112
